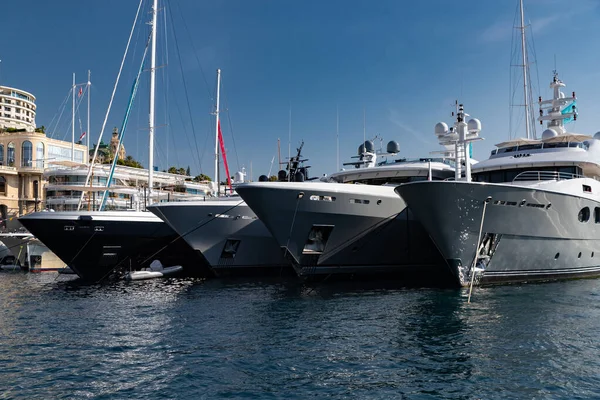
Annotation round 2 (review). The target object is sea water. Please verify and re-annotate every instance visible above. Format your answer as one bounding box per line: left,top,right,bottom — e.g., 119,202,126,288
1,272,600,399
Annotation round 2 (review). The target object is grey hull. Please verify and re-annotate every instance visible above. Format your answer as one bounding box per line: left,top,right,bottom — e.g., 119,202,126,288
397,181,600,285
236,183,450,283
148,200,291,277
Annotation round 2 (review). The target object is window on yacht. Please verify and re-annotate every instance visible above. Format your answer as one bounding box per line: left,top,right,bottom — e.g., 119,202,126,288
595,208,600,224
473,166,581,183
579,207,590,223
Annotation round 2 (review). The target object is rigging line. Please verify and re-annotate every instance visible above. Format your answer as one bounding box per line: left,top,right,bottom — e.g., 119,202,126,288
59,89,91,142
220,81,241,171
167,6,203,171
48,89,72,139
100,32,151,211
172,0,212,98
78,0,145,210
162,0,170,169
164,70,200,171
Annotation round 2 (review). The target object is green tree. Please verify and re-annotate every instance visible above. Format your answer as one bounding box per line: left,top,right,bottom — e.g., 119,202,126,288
194,174,212,182
168,166,178,174
117,155,143,169
268,175,278,182
35,125,46,133
186,166,191,176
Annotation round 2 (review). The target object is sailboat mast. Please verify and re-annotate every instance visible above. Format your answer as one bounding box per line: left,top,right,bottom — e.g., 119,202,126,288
72,72,75,161
148,0,158,195
214,69,221,196
87,70,91,162
519,0,531,139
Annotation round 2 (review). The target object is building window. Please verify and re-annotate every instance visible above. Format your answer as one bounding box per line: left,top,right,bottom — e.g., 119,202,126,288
0,144,4,166
7,142,15,166
0,176,6,195
22,141,32,167
36,142,44,169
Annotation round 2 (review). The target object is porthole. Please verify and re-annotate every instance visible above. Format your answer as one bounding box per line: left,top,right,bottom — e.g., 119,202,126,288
554,253,560,259
578,207,590,223
578,252,582,259
592,252,595,258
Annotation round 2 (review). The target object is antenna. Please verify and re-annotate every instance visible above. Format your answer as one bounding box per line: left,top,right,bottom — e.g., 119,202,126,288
336,105,339,171
288,104,291,182
72,72,75,161
519,0,532,139
87,70,91,160
363,107,366,147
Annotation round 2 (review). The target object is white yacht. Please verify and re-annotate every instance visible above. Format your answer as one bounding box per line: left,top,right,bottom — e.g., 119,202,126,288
396,73,600,286
236,137,459,281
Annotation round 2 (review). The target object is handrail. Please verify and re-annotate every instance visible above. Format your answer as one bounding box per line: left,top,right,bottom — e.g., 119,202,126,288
513,170,584,182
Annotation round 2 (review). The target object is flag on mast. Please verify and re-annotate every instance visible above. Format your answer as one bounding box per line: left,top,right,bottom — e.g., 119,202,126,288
79,131,86,142
78,86,83,97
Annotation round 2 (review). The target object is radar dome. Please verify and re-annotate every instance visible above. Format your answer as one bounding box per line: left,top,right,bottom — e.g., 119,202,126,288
364,140,375,153
435,122,449,136
386,140,400,154
234,171,245,183
594,132,600,140
467,118,482,133
294,171,305,182
258,175,268,182
542,128,559,140
357,143,365,155
277,170,287,181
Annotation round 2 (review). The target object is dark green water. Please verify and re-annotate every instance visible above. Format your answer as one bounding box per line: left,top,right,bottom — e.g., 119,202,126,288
1,272,599,399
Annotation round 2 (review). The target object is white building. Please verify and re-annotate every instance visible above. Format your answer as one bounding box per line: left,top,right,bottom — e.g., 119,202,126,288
0,86,36,131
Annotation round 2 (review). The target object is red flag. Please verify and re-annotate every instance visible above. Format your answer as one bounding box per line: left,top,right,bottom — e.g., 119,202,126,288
78,86,83,97
217,121,232,192
79,131,86,141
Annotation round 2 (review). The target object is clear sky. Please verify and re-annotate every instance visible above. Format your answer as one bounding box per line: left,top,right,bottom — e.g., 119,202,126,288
2,0,600,180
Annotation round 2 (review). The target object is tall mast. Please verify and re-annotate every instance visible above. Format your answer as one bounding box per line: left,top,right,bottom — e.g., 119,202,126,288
214,68,221,196
336,105,339,171
72,72,75,161
519,0,531,139
87,70,91,162
148,0,158,195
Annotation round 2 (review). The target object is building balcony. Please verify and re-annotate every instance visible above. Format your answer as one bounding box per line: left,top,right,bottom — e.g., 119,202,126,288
17,166,44,174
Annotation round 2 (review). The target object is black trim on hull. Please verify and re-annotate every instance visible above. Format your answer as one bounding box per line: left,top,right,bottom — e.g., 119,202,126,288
19,217,213,282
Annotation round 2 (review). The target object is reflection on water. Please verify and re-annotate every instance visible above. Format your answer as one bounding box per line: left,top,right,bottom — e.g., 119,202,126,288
1,273,600,399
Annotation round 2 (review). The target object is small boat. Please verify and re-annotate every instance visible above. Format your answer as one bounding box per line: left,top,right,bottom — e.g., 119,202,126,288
0,255,26,271
124,260,183,281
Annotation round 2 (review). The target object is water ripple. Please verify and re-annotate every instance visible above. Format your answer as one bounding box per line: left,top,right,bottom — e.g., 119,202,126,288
1,274,600,399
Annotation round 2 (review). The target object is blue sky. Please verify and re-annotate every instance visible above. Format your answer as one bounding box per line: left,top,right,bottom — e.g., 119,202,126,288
2,0,600,180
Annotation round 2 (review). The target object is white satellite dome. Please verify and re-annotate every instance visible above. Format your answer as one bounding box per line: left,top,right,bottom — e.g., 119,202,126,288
467,118,481,133
435,122,448,136
541,128,559,140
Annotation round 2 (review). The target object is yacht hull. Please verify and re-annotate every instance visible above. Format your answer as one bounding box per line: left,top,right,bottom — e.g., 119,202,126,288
148,200,292,277
19,211,210,282
236,182,451,283
396,180,600,286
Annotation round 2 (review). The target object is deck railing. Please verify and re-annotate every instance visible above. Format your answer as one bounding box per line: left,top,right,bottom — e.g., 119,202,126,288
513,171,584,182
